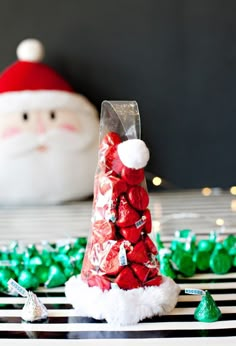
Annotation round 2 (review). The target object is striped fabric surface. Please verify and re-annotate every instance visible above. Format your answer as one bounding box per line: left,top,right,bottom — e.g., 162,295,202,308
0,189,235,345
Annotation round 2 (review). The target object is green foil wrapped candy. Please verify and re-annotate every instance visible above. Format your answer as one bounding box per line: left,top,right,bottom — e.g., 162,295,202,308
0,268,15,290
193,250,211,271
178,253,196,276
172,249,196,277
233,256,236,267
74,237,87,248
197,239,214,253
0,247,10,260
69,248,85,272
57,244,71,255
160,257,176,279
18,269,39,289
210,244,232,274
194,290,221,322
223,234,236,251
35,265,49,285
26,244,39,258
29,256,43,272
41,248,53,267
45,264,67,288
175,229,196,252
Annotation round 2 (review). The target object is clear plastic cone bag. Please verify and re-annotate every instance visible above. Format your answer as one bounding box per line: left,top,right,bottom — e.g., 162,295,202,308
65,101,180,325
81,101,162,291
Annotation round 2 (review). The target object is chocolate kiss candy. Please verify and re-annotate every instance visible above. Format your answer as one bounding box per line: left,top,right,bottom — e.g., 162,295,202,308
127,241,150,264
131,263,150,283
142,209,152,233
35,266,49,285
91,220,116,244
159,257,176,279
18,269,39,290
87,274,111,291
100,175,127,201
0,268,15,290
100,132,123,174
100,241,128,276
194,290,221,322
119,225,142,244
144,276,162,287
101,132,122,147
99,132,122,171
22,291,48,322
45,264,67,288
111,148,124,175
147,266,159,279
121,167,145,185
119,226,142,244
116,195,140,228
209,245,232,275
103,146,123,175
127,185,149,211
104,145,119,172
144,235,158,255
115,266,141,289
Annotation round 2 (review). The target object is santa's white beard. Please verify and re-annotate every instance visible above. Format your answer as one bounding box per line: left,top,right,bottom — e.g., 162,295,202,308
0,130,98,204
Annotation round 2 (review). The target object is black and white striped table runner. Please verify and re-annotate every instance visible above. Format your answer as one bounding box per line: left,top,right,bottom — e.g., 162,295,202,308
0,190,235,344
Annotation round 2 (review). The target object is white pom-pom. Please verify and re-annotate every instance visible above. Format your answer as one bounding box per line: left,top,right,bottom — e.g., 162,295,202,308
16,39,45,62
117,139,150,169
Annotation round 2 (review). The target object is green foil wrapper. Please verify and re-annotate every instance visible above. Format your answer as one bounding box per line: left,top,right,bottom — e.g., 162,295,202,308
194,291,221,322
210,244,232,274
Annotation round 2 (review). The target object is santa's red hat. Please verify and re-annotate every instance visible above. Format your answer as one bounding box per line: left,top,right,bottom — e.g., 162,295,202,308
0,38,97,117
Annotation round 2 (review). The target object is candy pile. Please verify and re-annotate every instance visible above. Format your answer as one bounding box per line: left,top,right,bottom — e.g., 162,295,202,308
157,230,236,278
81,131,162,291
0,237,87,291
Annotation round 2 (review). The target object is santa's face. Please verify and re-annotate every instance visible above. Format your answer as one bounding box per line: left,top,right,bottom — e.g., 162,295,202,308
0,108,99,204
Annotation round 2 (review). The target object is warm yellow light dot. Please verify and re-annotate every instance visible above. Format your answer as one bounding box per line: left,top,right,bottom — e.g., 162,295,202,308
201,187,212,196
216,218,224,226
152,176,162,186
230,186,236,195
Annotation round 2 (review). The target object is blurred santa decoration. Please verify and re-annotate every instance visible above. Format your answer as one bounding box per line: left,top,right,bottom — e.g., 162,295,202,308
0,39,99,204
65,101,180,326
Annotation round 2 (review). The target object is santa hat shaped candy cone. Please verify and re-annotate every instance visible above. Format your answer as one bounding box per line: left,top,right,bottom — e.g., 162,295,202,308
65,101,180,325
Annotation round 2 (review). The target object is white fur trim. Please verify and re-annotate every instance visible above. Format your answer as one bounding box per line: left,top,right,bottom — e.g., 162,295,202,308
117,139,150,169
65,275,180,326
0,90,98,117
16,39,45,62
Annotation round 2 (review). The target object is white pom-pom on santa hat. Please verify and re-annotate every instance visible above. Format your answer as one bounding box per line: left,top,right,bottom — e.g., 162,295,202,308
117,139,150,169
16,38,45,62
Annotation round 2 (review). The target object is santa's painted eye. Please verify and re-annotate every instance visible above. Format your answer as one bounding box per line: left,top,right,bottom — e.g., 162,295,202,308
50,111,56,120
22,113,28,121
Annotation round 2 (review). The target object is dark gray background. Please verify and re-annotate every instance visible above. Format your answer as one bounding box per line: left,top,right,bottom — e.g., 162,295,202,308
0,0,235,190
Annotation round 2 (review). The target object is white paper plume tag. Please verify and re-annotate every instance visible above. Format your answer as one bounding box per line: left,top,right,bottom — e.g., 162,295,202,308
135,217,146,229
118,242,127,266
0,260,13,267
185,288,205,295
8,278,28,297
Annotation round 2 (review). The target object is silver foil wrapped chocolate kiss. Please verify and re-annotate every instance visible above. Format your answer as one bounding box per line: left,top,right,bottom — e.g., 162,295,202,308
22,291,48,322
